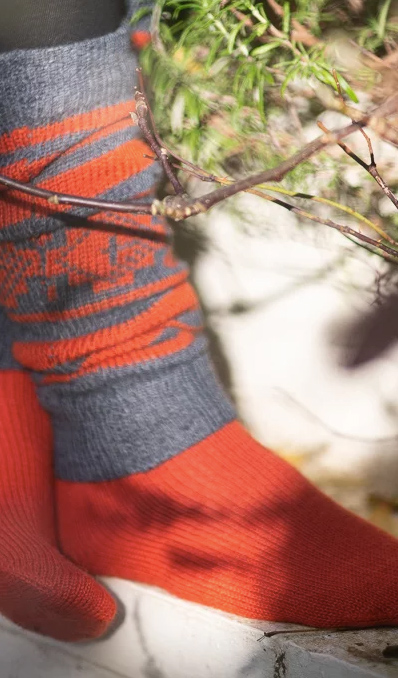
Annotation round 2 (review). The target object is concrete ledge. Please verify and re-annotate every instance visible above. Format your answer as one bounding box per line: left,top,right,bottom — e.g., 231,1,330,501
0,578,397,677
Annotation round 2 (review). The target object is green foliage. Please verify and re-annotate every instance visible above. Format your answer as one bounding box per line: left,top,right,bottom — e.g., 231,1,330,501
131,0,396,180
356,0,398,52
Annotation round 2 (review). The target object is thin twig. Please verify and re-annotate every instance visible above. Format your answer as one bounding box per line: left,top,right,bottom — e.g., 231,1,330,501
136,68,166,149
332,68,344,100
134,70,185,196
237,185,398,260
266,0,319,46
0,174,152,214
152,98,396,255
229,2,318,50
229,5,305,60
150,0,167,55
180,165,398,261
325,77,398,211
183,163,395,245
317,120,398,212
332,68,375,163
1,92,394,242
171,119,365,219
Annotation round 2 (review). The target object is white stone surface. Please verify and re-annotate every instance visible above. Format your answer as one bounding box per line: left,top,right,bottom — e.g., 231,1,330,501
0,579,397,678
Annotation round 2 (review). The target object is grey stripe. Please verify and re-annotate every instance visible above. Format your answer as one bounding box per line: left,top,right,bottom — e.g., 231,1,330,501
0,131,89,168
0,1,146,131
39,346,236,481
35,125,140,182
0,309,18,370
11,290,163,342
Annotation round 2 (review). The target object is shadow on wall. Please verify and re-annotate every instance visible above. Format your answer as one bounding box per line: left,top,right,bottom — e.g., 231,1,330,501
335,290,398,369
327,287,398,514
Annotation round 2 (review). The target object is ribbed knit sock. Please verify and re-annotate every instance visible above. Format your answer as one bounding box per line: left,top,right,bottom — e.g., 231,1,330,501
0,314,116,641
1,2,398,630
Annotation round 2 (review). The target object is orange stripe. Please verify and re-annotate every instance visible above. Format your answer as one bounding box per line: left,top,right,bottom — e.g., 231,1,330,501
13,279,195,370
1,114,133,179
78,319,202,372
0,112,140,228
0,156,59,181
0,101,135,152
0,136,154,230
41,330,195,384
41,137,153,198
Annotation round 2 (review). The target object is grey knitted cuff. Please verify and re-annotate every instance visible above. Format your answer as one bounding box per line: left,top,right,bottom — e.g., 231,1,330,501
0,0,154,130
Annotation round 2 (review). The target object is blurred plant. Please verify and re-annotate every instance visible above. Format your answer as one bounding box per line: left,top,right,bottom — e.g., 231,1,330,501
357,0,398,52
131,0,397,176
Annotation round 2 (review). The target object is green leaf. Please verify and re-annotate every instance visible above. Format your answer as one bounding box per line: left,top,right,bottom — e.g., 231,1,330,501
227,20,245,53
377,0,392,40
254,24,268,37
312,65,336,87
335,73,359,103
251,41,281,57
283,2,291,34
280,64,300,95
130,6,153,25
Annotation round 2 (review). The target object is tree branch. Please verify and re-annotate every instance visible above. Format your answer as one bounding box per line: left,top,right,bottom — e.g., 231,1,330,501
0,116,367,220
134,70,186,196
0,174,152,214
180,165,398,261
155,119,366,220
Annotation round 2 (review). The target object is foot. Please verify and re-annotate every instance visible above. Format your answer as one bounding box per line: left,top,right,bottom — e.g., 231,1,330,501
57,419,398,629
0,369,116,641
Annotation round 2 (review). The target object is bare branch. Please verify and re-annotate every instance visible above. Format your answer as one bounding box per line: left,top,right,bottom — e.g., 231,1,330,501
163,119,365,220
180,165,398,261
317,120,398,213
0,174,152,214
241,184,398,261
0,114,366,221
134,69,186,196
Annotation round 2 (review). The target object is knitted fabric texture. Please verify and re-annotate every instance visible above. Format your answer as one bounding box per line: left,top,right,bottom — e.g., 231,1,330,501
2,1,398,631
0,310,116,640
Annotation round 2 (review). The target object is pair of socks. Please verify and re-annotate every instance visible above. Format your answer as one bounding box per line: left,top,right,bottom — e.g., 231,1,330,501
1,0,398,641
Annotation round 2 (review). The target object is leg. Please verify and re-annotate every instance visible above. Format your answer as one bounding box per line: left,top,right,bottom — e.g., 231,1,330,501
0,311,117,640
0,0,125,641
1,0,398,629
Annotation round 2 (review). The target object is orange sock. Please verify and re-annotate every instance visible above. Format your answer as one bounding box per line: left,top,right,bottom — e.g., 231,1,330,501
58,421,398,629
0,370,116,641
